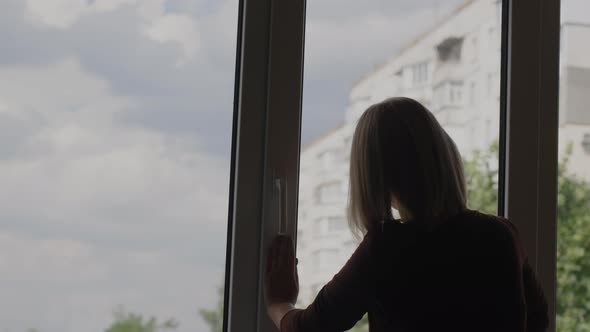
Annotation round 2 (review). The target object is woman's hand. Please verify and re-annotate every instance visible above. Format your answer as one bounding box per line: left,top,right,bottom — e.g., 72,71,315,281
264,235,299,327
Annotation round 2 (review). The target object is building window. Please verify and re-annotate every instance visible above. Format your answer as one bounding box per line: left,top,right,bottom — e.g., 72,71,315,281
434,80,463,108
312,252,320,271
436,37,463,62
327,216,346,232
411,62,429,86
320,249,338,267
313,218,323,234
449,81,463,104
312,249,339,271
582,134,590,154
472,36,478,62
318,149,341,170
315,181,343,204
299,210,307,221
486,120,492,141
434,83,445,106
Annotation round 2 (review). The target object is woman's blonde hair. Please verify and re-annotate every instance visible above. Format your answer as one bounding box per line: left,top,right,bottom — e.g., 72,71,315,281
347,97,466,236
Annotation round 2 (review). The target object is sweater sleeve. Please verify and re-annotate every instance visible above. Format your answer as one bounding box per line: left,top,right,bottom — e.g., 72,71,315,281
522,260,550,332
280,233,377,332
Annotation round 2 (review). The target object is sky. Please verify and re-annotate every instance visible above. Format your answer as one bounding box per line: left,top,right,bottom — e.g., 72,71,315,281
0,0,586,331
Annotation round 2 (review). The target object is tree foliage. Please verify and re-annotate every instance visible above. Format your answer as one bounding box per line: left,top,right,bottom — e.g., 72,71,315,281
104,308,178,332
198,287,224,332
555,144,590,331
464,140,499,214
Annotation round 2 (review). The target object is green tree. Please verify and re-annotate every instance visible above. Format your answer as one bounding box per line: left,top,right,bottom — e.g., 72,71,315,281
555,144,590,331
464,140,499,214
348,314,368,332
104,308,178,332
199,287,224,332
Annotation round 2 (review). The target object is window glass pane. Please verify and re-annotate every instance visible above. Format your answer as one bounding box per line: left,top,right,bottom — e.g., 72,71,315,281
557,0,590,328
297,1,503,329
0,1,238,331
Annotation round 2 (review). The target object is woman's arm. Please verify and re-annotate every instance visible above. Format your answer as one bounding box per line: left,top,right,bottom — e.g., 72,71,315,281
264,234,376,332
264,235,300,328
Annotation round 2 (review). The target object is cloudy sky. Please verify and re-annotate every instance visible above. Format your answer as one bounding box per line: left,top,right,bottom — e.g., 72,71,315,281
0,0,586,331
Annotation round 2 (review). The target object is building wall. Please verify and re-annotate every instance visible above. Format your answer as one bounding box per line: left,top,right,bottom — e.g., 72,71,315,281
559,23,590,181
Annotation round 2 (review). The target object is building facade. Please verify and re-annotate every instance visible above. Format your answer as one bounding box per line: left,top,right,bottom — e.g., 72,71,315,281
297,0,590,306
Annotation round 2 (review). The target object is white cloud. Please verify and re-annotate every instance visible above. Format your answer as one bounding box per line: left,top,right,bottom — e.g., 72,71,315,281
24,0,136,29
24,0,200,64
0,58,227,332
25,0,89,29
144,13,200,64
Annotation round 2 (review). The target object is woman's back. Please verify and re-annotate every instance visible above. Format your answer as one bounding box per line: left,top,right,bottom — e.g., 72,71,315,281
373,210,547,331
280,210,549,332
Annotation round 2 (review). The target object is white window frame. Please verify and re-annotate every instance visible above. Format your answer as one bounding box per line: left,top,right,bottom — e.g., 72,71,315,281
224,0,561,331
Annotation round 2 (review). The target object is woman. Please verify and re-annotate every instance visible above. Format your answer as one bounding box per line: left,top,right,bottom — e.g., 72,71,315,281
264,97,549,332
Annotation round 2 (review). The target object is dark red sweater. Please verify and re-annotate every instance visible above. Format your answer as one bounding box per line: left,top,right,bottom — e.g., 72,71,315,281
281,210,549,332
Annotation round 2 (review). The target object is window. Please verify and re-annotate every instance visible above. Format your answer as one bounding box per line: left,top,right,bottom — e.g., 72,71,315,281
313,218,323,234
315,182,344,204
487,73,494,97
450,81,464,104
472,36,479,62
583,134,590,154
298,230,305,249
0,1,239,331
10,1,573,331
470,82,477,105
319,149,343,170
312,249,339,272
312,251,320,271
412,62,429,86
433,81,463,108
319,150,333,169
437,37,464,62
327,217,347,232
